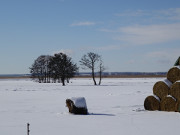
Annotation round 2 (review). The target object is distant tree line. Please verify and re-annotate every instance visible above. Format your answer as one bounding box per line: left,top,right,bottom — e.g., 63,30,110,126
30,52,105,86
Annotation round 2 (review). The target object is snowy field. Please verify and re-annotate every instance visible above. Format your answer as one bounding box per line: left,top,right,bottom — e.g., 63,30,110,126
0,78,180,135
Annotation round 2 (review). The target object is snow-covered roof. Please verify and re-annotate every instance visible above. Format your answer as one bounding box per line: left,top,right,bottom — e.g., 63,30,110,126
70,97,87,108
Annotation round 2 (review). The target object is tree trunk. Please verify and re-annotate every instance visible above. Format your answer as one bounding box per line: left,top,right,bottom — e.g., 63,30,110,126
67,78,70,83
61,77,65,86
92,67,97,85
99,71,102,85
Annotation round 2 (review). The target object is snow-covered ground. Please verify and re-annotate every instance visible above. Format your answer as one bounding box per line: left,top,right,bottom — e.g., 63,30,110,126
0,78,180,135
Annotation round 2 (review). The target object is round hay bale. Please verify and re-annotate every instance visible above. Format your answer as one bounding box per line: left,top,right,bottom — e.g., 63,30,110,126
167,66,180,83
175,100,180,112
160,96,176,112
66,97,88,115
144,95,160,111
153,79,172,100
169,81,180,100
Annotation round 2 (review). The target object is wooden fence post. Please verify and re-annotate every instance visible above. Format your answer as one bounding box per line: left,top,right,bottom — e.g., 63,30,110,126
27,123,30,135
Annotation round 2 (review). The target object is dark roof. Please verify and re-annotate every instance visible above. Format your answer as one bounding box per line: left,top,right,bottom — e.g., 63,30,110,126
174,56,180,66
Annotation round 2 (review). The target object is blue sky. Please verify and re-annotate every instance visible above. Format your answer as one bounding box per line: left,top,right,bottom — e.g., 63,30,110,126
0,0,180,74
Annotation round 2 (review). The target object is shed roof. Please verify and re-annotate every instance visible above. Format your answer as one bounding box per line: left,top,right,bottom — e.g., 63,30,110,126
174,56,180,66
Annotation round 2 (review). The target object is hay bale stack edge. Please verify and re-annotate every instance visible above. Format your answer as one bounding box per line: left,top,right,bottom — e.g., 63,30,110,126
144,95,160,111
169,81,180,100
160,96,177,112
153,79,172,100
144,57,180,112
167,66,180,83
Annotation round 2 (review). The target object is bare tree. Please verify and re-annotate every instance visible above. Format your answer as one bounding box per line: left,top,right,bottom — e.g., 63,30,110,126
80,52,100,85
98,57,105,85
30,55,51,83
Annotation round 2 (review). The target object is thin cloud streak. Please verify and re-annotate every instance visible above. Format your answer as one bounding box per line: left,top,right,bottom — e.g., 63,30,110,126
79,45,122,52
147,48,180,65
115,8,180,21
156,8,180,21
115,9,149,17
70,21,96,26
116,23,180,45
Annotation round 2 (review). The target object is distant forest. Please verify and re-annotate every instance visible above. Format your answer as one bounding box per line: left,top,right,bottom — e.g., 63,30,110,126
0,72,166,78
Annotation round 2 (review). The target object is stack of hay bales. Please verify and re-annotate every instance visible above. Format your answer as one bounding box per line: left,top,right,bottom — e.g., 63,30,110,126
144,65,180,112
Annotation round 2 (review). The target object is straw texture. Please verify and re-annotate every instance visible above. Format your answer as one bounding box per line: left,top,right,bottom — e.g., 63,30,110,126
160,96,176,112
175,100,180,112
167,66,180,83
153,79,171,100
169,81,180,100
144,95,160,111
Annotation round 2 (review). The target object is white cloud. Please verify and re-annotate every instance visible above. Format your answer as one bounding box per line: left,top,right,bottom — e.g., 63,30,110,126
99,28,118,33
70,21,96,26
115,9,149,17
79,45,122,52
93,45,122,51
156,8,180,21
115,23,180,45
147,49,180,65
115,8,180,21
126,60,135,64
100,8,180,46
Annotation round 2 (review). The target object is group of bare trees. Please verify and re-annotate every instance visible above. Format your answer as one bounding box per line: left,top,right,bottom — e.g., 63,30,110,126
30,52,105,86
80,52,105,85
30,53,78,86
30,55,52,83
